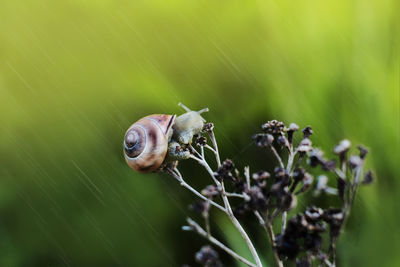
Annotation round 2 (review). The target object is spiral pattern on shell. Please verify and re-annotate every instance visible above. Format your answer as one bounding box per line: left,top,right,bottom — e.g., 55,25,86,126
123,114,176,173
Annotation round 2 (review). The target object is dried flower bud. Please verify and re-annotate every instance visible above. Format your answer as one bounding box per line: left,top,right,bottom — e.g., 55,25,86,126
252,133,274,147
349,155,362,169
334,139,351,155
357,145,369,159
252,171,271,181
195,246,221,267
288,123,300,132
362,170,374,185
262,120,285,135
297,138,313,153
302,126,313,138
246,186,268,211
195,136,207,147
202,123,214,133
252,171,270,187
201,185,220,198
274,167,290,186
286,123,299,144
305,206,323,222
190,201,209,217
308,149,324,167
214,159,235,181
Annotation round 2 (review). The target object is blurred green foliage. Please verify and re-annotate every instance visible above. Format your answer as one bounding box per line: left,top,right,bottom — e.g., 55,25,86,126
0,0,398,266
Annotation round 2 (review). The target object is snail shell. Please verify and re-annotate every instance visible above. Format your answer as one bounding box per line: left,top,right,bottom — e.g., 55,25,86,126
123,114,176,173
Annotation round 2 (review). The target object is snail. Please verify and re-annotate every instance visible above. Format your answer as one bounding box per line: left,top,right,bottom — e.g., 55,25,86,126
123,103,209,173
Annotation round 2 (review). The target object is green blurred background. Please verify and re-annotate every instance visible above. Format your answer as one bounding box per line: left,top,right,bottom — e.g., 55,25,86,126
0,0,398,266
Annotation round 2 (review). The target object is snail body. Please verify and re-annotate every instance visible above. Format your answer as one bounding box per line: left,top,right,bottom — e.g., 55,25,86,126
123,103,208,173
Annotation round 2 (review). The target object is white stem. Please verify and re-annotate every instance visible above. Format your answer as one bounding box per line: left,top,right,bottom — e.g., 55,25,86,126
270,146,284,169
186,218,257,267
244,166,251,188
169,169,226,212
200,157,262,267
208,131,221,168
225,192,250,200
281,211,287,233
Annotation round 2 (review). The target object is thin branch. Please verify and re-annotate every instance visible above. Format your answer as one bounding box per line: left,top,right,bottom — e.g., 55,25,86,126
281,211,287,233
244,166,251,188
189,154,221,187
208,131,221,168
166,168,226,212
269,146,284,169
185,218,257,267
225,192,249,200
253,211,283,267
204,144,216,154
197,143,262,267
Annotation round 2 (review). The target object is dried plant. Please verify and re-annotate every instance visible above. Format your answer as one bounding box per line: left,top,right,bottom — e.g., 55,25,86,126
125,104,374,267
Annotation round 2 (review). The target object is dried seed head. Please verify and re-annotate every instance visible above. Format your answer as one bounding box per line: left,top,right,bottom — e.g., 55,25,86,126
362,170,374,185
357,145,369,159
252,133,274,147
252,171,270,187
195,245,221,267
195,136,207,147
288,123,300,132
246,186,268,211
286,123,299,143
297,138,313,153
274,167,290,186
202,123,214,133
262,120,285,135
214,159,235,181
302,126,313,138
305,206,324,223
252,171,271,181
334,139,351,155
308,148,324,167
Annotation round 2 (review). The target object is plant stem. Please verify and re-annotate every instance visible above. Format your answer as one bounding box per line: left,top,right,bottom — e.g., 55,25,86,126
186,218,257,267
269,146,284,169
167,168,226,212
253,211,283,267
194,140,263,267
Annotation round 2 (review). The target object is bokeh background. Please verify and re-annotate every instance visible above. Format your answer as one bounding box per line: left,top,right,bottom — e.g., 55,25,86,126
0,0,398,266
